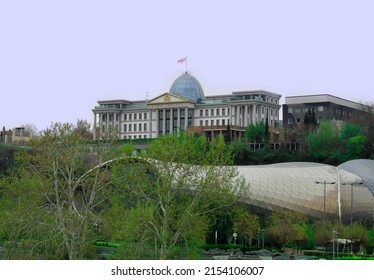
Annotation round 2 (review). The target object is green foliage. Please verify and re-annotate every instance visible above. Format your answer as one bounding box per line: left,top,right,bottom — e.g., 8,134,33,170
267,210,308,249
105,132,245,259
244,122,266,143
0,121,118,259
232,206,260,246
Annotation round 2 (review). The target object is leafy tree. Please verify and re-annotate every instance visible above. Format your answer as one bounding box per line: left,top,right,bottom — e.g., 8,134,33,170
0,121,118,259
244,122,266,143
105,132,246,259
306,120,340,163
342,222,369,253
232,206,260,246
267,210,307,249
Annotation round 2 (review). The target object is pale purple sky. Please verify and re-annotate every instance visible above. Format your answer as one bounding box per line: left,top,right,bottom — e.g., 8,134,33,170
1,0,374,131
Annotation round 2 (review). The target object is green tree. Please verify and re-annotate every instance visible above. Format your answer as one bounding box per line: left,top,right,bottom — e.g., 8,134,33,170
106,132,246,259
342,222,369,254
267,210,307,250
245,122,266,143
0,121,118,259
232,206,260,246
306,120,340,163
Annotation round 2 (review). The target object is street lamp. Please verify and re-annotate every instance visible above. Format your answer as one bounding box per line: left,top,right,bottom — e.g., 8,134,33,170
315,180,336,222
341,180,363,253
233,232,238,245
332,229,339,260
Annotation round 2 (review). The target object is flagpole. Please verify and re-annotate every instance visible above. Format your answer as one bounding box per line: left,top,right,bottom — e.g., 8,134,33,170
185,56,188,72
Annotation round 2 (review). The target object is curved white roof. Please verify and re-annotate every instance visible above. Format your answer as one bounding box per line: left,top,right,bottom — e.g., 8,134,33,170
237,161,374,221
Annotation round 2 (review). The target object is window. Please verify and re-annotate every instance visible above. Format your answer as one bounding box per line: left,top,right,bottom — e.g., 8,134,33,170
211,109,214,116
144,123,147,131
144,113,147,120
134,135,137,139
216,119,219,125
200,120,203,126
123,114,127,121
216,109,220,116
205,109,208,116
115,114,119,121
262,107,265,114
295,108,301,113
139,135,142,139
288,118,293,124
144,135,147,139
129,114,132,121
200,110,203,117
134,124,137,132
205,120,209,126
129,124,132,131
222,119,225,125
124,124,127,132
134,113,137,120
288,108,293,113
139,123,142,131
318,106,324,112
211,120,214,126
222,108,226,115
139,113,142,120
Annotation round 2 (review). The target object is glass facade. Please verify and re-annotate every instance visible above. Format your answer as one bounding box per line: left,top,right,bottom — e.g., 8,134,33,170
169,72,205,101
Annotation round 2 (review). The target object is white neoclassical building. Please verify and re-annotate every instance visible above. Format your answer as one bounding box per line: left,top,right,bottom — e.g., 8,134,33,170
93,72,282,140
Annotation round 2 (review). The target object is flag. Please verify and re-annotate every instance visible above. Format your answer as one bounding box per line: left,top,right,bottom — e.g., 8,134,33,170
177,57,187,63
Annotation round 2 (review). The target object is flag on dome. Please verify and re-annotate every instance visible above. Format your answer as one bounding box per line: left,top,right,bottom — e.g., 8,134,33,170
177,57,187,63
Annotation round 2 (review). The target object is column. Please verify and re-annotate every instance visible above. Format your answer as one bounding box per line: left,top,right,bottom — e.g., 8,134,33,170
162,109,166,135
148,109,152,138
236,105,240,126
252,105,256,124
244,105,248,127
177,108,180,131
184,108,188,130
99,113,102,139
93,113,97,140
155,109,159,138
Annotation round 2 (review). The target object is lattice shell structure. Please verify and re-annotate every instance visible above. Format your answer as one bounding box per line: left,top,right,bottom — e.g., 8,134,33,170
237,160,374,221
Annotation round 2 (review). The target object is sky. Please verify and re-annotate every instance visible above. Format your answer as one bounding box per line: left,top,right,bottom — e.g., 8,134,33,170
1,0,374,131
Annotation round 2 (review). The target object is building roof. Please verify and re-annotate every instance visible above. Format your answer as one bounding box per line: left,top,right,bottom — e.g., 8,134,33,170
237,160,374,220
285,94,364,110
169,71,205,102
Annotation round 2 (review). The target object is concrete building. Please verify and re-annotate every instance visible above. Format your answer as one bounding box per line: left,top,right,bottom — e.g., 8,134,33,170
93,72,282,140
0,126,31,144
283,94,366,128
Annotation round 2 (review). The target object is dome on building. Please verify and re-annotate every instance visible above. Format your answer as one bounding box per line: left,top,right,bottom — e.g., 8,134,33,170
169,71,205,101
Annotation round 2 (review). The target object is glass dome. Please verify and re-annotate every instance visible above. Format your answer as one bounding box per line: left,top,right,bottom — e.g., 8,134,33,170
169,72,205,102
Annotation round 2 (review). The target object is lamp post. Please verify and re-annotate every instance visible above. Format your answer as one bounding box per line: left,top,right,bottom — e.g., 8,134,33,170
233,232,237,245
261,229,265,248
315,181,336,222
332,229,339,260
341,180,363,253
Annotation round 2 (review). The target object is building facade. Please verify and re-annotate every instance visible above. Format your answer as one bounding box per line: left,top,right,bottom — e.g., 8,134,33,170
93,72,282,140
283,94,366,128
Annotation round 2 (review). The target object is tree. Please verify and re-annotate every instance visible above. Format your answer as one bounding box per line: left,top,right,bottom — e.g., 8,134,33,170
0,121,118,259
232,206,260,246
244,122,266,143
105,132,246,259
267,210,307,250
342,222,369,254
